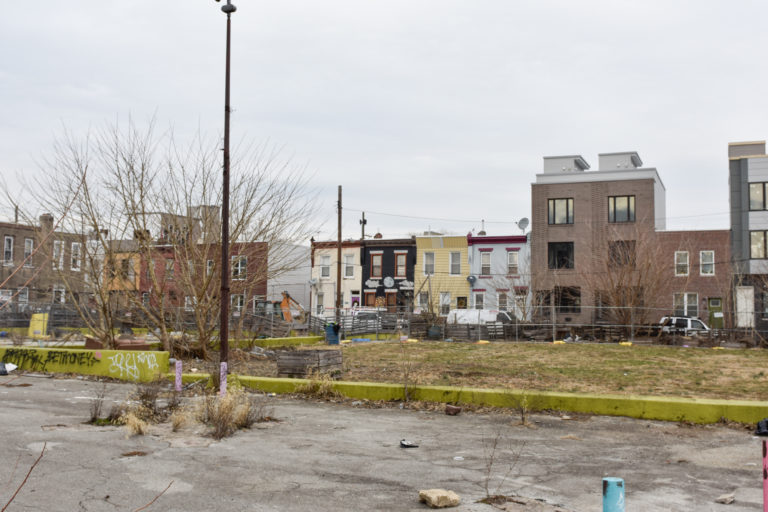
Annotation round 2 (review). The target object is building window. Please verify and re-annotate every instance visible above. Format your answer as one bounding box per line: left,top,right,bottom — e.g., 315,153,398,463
53,241,63,270
53,284,66,303
507,251,518,275
424,252,435,275
700,250,715,276
456,296,468,309
480,252,491,276
474,292,484,310
371,254,382,278
142,292,150,307
751,231,768,259
344,254,354,278
548,242,574,270
609,240,636,268
70,242,81,271
395,253,407,278
498,292,508,311
548,198,574,225
675,251,689,276
555,286,581,313
231,294,245,312
316,293,324,314
418,292,429,309
673,292,698,317
608,195,635,223
449,251,461,275
184,296,196,312
17,287,28,307
439,292,451,315
24,238,33,266
206,259,214,276
165,258,175,279
232,255,247,280
3,236,12,265
750,182,768,210
320,255,331,277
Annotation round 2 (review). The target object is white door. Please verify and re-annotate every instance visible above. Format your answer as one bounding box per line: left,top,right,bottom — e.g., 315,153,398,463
735,286,754,328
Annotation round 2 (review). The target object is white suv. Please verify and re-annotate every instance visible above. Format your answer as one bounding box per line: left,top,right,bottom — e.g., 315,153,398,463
659,316,710,336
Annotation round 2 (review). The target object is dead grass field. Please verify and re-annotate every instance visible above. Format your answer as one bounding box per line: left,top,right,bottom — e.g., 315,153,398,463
225,341,768,401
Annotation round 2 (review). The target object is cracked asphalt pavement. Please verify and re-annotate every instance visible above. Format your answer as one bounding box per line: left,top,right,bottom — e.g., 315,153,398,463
0,374,764,511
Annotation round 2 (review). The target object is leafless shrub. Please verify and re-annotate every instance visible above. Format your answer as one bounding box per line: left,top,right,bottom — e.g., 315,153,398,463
89,383,108,423
479,426,524,502
122,412,148,436
170,410,190,432
295,370,341,400
196,387,271,439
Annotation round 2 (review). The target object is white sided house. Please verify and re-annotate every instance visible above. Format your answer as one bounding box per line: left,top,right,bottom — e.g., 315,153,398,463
309,239,362,319
466,232,531,321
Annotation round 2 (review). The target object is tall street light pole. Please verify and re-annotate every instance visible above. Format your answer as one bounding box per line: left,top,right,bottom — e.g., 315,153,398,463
217,0,236,394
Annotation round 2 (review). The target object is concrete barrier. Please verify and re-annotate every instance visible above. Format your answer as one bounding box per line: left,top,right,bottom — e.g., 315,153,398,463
231,376,768,425
0,347,168,382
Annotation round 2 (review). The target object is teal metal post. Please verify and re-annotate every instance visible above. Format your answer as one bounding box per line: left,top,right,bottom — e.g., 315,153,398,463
603,477,625,512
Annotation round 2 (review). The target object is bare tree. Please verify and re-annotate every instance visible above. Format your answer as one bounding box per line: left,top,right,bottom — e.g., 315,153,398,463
20,119,317,355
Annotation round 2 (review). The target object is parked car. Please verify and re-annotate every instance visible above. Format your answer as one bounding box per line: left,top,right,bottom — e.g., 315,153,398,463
659,316,710,336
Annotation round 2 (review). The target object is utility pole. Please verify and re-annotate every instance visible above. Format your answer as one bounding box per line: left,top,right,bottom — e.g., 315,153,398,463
218,0,236,394
360,211,367,240
336,186,342,324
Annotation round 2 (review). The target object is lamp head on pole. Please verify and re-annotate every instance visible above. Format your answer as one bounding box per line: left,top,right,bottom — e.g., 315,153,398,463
215,0,237,13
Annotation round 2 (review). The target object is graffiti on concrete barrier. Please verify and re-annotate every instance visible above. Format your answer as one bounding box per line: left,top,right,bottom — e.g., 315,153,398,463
2,349,100,372
107,352,158,381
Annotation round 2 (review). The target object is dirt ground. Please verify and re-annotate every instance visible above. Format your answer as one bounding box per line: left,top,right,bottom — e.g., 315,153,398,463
199,340,768,401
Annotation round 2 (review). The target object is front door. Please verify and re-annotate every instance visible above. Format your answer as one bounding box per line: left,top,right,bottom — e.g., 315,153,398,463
708,297,723,329
386,292,396,313
736,286,754,328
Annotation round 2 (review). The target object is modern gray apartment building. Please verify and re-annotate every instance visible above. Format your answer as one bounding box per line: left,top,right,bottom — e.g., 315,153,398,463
729,140,768,331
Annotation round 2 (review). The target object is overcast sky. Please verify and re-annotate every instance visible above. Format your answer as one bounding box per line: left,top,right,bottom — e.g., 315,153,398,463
2,1,767,240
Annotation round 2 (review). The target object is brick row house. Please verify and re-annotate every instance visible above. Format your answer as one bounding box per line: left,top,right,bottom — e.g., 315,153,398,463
0,214,90,312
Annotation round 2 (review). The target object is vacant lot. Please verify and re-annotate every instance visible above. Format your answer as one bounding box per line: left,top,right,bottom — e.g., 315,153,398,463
226,341,768,401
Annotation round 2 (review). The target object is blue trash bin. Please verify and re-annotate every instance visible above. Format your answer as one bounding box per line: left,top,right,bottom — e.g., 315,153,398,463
325,323,340,345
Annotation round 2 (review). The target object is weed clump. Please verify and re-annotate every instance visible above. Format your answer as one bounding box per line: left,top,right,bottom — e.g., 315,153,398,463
295,370,341,400
197,386,274,439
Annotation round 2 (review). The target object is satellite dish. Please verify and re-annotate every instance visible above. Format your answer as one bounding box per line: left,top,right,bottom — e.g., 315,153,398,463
467,275,477,285
516,217,529,233
308,278,318,286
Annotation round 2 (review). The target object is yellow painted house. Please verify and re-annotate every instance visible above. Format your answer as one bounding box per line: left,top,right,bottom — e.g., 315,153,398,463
414,235,470,315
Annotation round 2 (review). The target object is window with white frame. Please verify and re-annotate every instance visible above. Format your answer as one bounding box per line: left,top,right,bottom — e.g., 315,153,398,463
24,238,33,266
0,289,11,305
344,254,354,278
439,292,451,316
53,241,63,270
232,255,247,280
508,251,519,275
480,252,491,276
371,253,382,278
184,296,196,312
206,259,214,276
53,284,66,303
449,251,461,275
395,253,407,278
424,252,434,275
3,236,12,265
231,294,245,312
316,292,324,314
165,258,175,279
70,242,81,271
142,292,150,307
515,288,527,313
674,251,689,276
320,255,331,277
673,292,698,317
700,250,715,276
498,292,508,311
474,292,484,310
418,292,429,309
